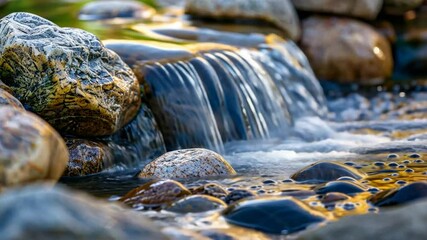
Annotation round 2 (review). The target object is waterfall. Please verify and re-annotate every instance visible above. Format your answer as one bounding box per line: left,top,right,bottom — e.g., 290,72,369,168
105,36,327,152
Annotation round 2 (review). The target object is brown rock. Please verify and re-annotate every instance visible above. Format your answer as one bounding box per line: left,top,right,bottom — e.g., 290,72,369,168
120,179,191,208
0,106,68,187
0,88,24,109
63,139,113,177
300,16,393,85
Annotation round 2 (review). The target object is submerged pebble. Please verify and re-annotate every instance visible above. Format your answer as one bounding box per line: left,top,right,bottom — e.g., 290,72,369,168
120,179,191,208
225,189,257,205
223,197,327,234
315,181,367,195
166,195,226,213
291,162,365,183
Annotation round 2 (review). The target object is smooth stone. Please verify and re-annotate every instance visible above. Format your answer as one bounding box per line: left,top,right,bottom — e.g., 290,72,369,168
191,183,228,200
370,182,427,207
383,0,424,14
291,162,365,183
0,88,24,109
79,0,155,21
299,199,427,240
63,139,113,177
0,185,168,239
0,12,141,136
200,228,270,240
300,16,393,85
138,148,236,179
321,192,351,204
225,189,256,204
0,106,68,187
223,197,327,234
120,179,191,208
292,0,383,20
185,0,301,40
315,181,367,195
166,195,226,213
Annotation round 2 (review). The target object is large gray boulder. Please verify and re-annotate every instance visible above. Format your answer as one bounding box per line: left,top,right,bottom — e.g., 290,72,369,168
0,184,169,240
185,0,301,40
0,12,141,137
299,199,427,240
291,0,383,20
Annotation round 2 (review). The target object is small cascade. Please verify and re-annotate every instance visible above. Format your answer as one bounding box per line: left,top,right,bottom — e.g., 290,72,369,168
105,34,328,152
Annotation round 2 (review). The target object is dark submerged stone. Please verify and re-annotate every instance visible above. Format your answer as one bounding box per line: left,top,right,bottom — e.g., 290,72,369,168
223,197,327,234
291,162,365,183
370,181,427,207
166,195,226,213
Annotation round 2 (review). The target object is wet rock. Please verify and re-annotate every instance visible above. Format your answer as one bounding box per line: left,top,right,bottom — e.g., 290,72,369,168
200,228,270,240
315,181,367,195
63,139,113,177
299,199,427,240
370,182,427,207
191,183,228,200
0,185,168,240
383,0,424,15
0,106,68,187
292,0,382,20
300,16,393,85
291,162,365,183
0,88,24,109
185,0,301,40
166,195,226,213
120,179,191,208
0,12,141,136
225,189,256,204
321,192,351,204
138,148,236,179
223,197,327,234
79,0,155,21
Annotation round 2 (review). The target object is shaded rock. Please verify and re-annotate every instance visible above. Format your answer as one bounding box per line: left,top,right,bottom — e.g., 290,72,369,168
199,227,270,240
79,0,155,21
383,0,424,15
314,181,367,195
0,184,168,240
120,179,191,208
370,181,427,207
291,162,365,183
0,12,141,136
0,88,24,109
191,183,228,200
0,106,68,187
63,139,113,177
138,148,236,179
292,0,383,20
223,197,327,234
185,0,301,40
300,16,393,85
105,104,166,168
299,199,427,240
225,189,256,205
166,195,226,213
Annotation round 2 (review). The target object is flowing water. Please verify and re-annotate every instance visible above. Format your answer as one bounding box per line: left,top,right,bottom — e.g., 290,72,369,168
3,0,427,238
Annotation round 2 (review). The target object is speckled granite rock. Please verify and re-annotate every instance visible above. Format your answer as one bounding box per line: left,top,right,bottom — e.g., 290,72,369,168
0,185,169,240
291,0,383,20
185,0,301,40
0,12,141,136
0,106,68,187
138,148,236,179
